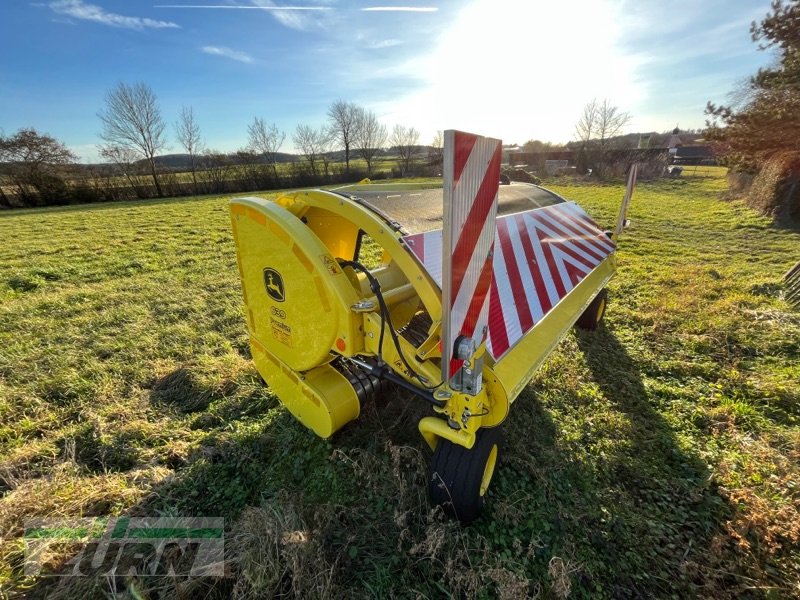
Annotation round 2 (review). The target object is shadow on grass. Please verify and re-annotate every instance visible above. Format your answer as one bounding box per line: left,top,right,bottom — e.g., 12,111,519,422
20,328,741,598
487,324,734,597
573,324,732,595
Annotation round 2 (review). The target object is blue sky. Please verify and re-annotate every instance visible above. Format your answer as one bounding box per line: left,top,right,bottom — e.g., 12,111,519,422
0,0,777,162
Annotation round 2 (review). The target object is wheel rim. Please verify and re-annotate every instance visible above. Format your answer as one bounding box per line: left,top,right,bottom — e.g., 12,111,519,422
479,444,498,497
596,298,606,322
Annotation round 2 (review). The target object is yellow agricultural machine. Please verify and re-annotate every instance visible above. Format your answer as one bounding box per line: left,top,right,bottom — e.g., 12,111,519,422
230,130,637,521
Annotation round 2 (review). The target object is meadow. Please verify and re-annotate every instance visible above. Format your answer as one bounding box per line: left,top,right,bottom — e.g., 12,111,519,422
0,168,798,598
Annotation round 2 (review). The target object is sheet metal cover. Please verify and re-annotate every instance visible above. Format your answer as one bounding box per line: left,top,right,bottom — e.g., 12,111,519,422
403,202,616,361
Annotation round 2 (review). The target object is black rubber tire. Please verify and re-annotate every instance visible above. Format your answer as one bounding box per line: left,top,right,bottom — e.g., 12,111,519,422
575,289,608,331
427,426,503,523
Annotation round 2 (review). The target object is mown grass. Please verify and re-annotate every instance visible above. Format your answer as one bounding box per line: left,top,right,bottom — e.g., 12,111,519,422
0,168,798,598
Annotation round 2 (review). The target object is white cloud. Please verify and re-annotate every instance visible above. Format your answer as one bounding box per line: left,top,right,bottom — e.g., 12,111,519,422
201,46,255,63
49,0,179,29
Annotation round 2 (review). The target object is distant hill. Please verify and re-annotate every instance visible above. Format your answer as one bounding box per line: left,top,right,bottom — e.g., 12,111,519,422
80,146,438,169
150,152,299,169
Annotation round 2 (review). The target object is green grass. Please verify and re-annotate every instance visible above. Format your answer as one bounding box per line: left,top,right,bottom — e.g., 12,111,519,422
1,168,799,598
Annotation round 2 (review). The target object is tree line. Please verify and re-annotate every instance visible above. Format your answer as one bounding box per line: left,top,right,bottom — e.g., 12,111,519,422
2,80,647,210
0,84,437,209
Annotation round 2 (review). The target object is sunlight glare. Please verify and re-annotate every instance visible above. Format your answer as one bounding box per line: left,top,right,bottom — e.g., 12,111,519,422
379,0,645,145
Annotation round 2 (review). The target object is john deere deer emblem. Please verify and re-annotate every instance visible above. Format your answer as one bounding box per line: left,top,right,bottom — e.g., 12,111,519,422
263,268,285,302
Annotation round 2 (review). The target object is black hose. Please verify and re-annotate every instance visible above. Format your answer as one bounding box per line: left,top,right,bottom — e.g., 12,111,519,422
339,259,443,390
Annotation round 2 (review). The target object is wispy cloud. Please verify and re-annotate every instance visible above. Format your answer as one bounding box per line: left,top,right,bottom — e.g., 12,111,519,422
361,6,438,12
153,3,437,28
369,38,403,49
250,0,332,30
157,1,334,31
49,0,179,29
201,45,255,63
155,4,332,10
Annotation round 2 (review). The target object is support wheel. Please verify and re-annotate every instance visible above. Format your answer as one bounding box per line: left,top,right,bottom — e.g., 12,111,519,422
575,289,607,331
427,427,503,523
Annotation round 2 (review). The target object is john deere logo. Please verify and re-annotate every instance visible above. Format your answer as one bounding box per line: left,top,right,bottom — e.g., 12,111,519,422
263,268,285,302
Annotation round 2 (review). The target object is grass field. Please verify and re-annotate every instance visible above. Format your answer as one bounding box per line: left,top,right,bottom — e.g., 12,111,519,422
1,169,799,598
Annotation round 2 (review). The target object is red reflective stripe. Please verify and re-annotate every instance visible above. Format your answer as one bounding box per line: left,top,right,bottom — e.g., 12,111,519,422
562,206,616,253
497,218,533,332
541,208,608,261
515,213,552,315
570,205,606,233
558,251,589,287
534,223,567,298
449,357,464,376
453,132,477,184
541,208,608,262
550,238,598,271
460,253,494,339
450,253,493,376
450,145,502,302
488,277,509,356
404,233,423,263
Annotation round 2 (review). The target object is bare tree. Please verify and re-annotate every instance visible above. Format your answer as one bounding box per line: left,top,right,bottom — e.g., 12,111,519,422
293,124,330,176
595,100,632,176
596,99,632,152
390,124,420,176
574,98,631,176
98,82,167,197
429,130,444,170
247,117,285,181
175,106,203,195
575,98,599,147
353,108,388,175
318,127,335,178
327,100,360,174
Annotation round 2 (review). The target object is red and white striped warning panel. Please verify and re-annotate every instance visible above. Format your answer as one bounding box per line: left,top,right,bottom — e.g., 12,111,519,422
441,130,502,380
403,202,616,361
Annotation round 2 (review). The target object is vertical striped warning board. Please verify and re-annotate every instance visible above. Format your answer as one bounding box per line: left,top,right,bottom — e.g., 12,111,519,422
441,130,502,381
